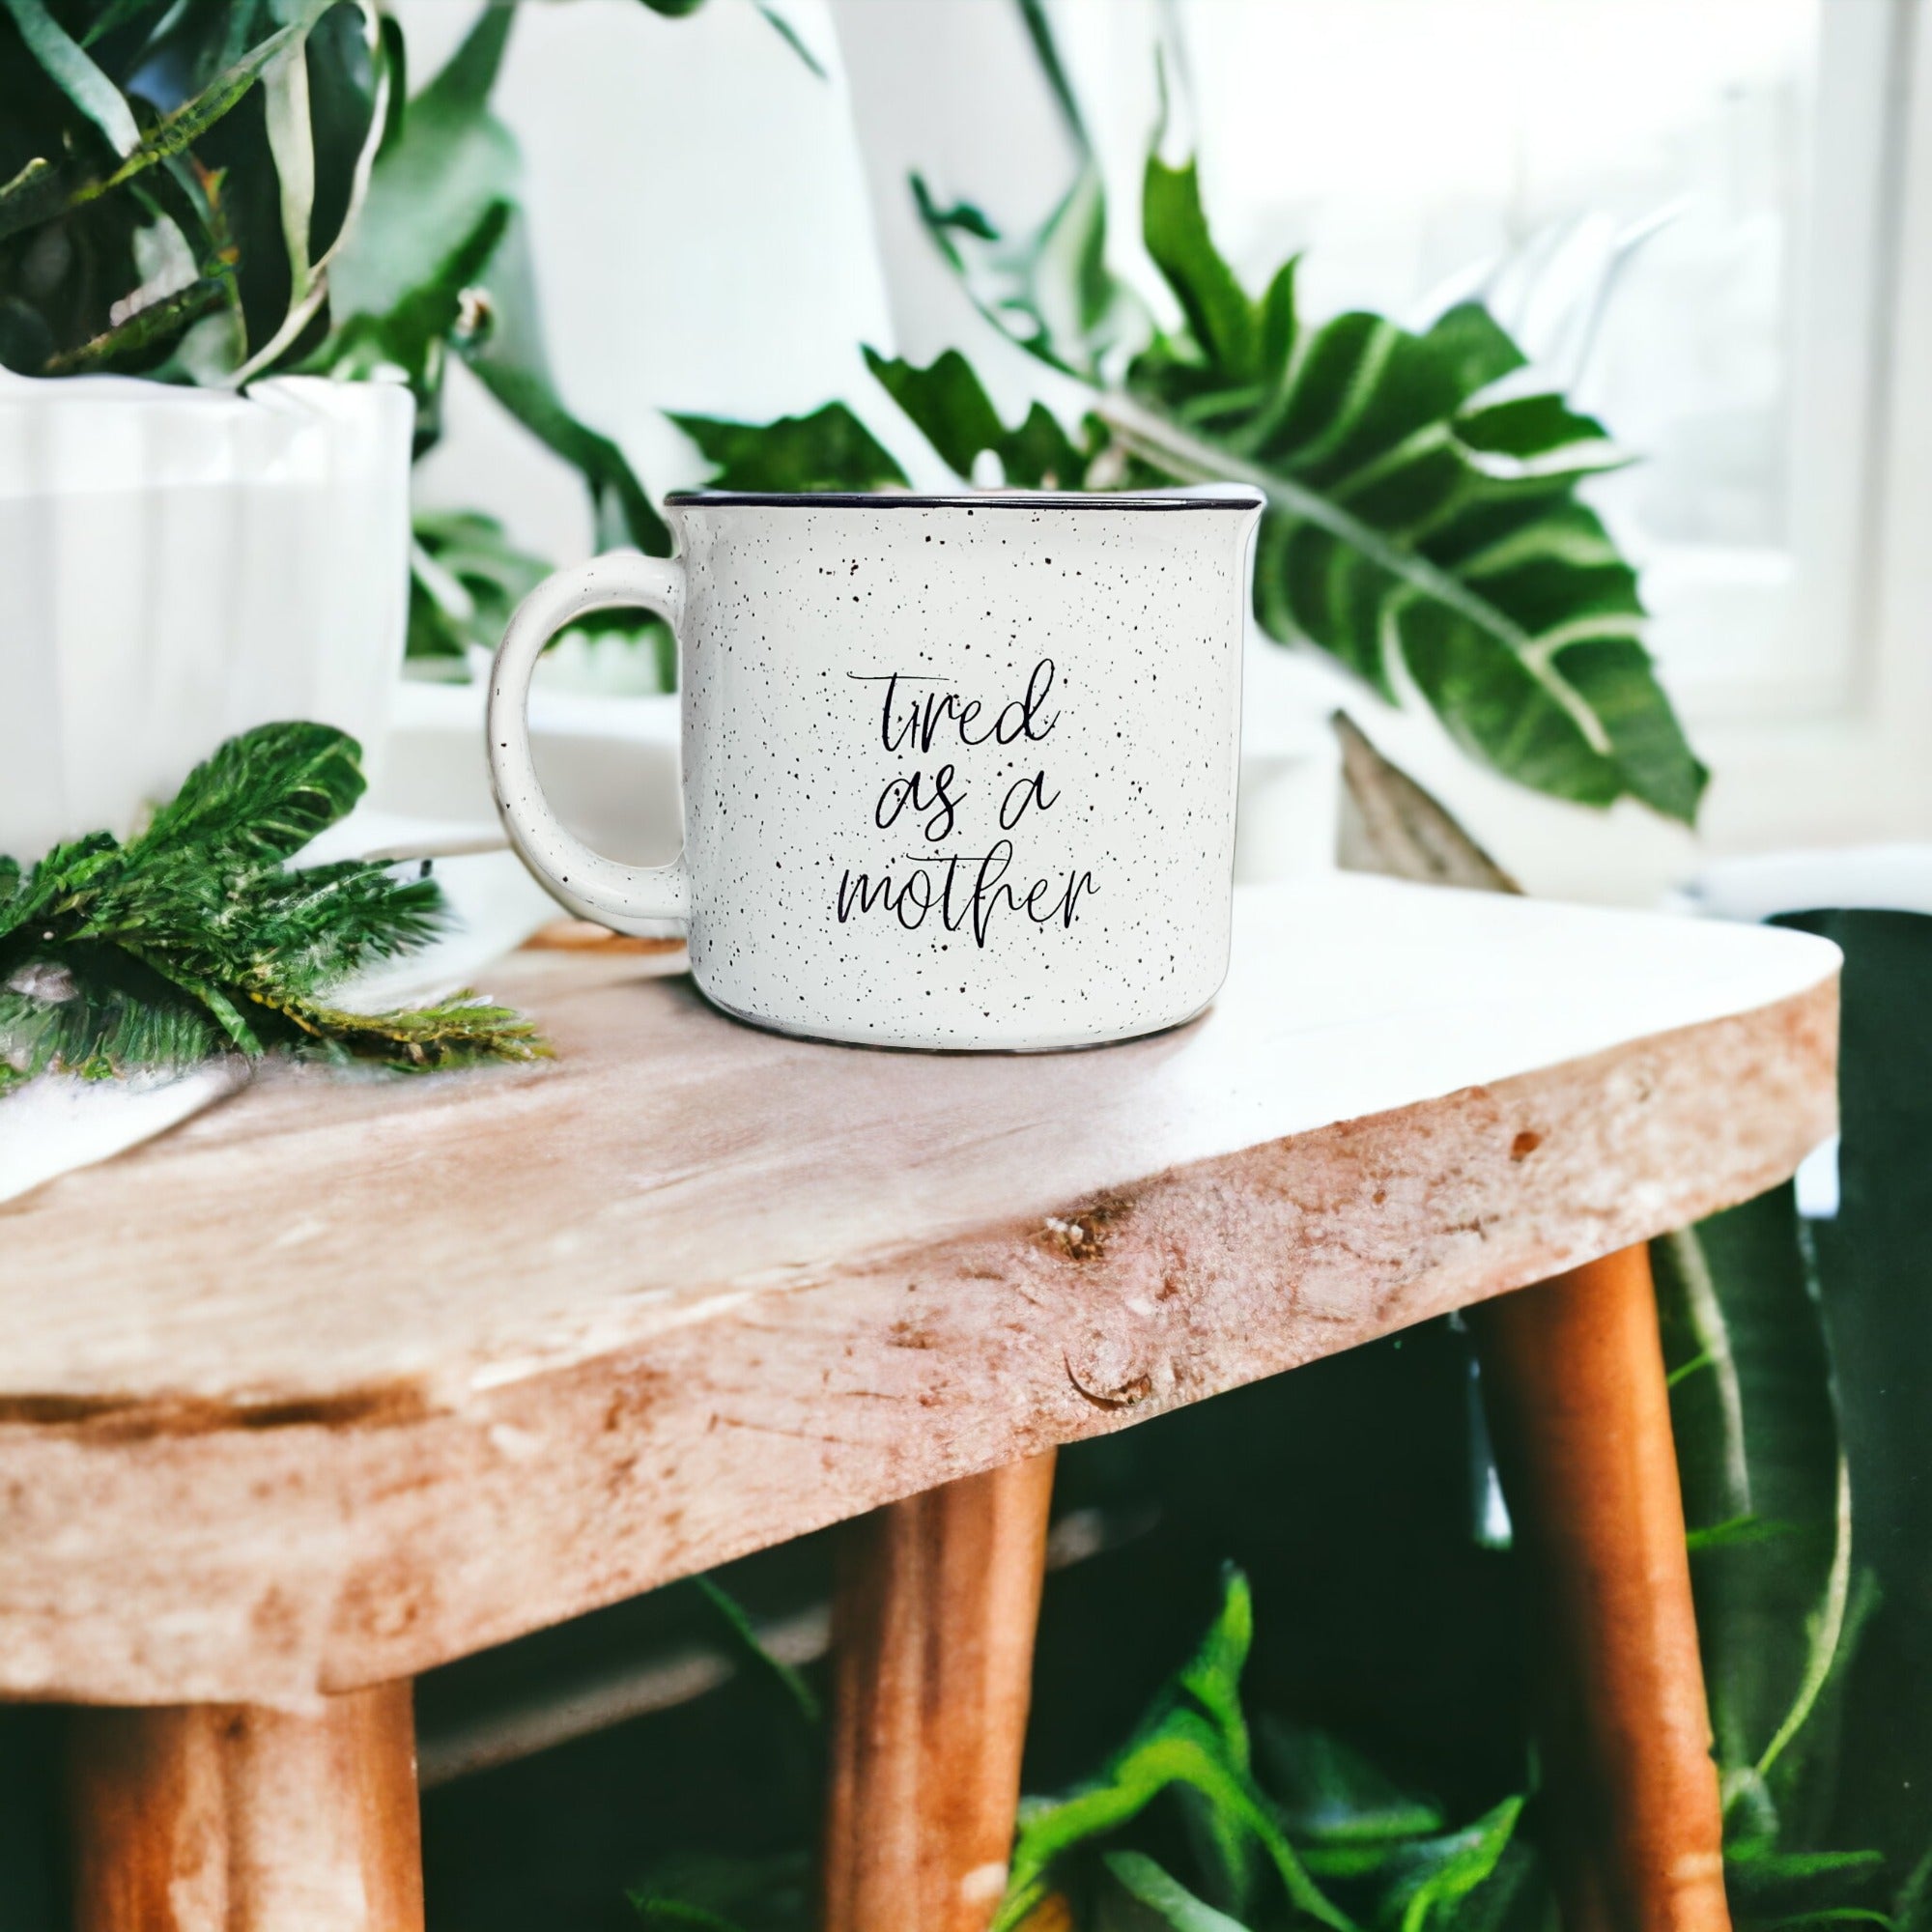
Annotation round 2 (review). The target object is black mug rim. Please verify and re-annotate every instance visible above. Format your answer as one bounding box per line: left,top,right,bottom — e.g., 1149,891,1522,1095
662,488,1264,512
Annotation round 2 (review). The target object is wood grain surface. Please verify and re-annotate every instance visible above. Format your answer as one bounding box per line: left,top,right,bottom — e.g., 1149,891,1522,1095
67,1683,422,1931
1476,1246,1730,1932
0,879,1838,1703
823,1454,1057,1932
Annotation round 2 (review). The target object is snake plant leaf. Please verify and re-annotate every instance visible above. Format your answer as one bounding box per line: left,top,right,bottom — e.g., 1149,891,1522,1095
0,0,379,376
1652,1186,1853,1830
673,403,909,495
0,0,140,156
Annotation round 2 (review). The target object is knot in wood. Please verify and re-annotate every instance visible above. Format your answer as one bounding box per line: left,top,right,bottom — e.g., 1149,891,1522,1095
1064,1324,1158,1408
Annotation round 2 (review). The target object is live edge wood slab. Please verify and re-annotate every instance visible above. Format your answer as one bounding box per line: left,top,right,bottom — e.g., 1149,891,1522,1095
0,875,1837,1710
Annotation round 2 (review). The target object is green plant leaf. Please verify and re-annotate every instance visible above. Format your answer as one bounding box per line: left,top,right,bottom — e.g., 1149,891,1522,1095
407,507,669,681
1652,1187,1853,1826
1752,1914,1893,1929
41,273,227,374
324,5,519,331
78,0,172,51
321,191,511,393
135,720,365,868
283,1,383,272
691,1576,822,1729
1894,1842,1932,1932
1143,159,1258,384
471,357,671,554
0,723,542,1085
634,1906,753,1932
864,346,1091,488
627,1851,811,1932
1370,1795,1523,1932
673,403,909,495
1685,1516,1804,1554
750,2,826,79
913,161,1151,384
1101,1851,1250,1931
1776,910,1932,1874
1259,1719,1446,1848
1107,245,1705,820
995,1570,1353,1932
408,508,551,662
316,11,669,555
70,1,338,212
1,0,379,378
1,0,140,156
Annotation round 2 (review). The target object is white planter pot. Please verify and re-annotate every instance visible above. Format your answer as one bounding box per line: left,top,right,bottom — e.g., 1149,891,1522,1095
0,371,413,861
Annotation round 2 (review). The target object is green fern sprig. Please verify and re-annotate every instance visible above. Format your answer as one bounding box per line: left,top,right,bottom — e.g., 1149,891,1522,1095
0,721,547,1093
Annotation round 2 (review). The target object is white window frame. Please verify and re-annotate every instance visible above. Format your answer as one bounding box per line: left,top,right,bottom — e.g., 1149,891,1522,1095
1692,0,1932,851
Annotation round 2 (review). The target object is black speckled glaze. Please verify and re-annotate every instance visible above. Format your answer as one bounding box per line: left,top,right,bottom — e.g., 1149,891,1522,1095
672,493,1261,1050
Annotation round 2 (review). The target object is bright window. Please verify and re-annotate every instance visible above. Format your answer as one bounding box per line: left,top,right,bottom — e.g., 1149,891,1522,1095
1163,0,1904,722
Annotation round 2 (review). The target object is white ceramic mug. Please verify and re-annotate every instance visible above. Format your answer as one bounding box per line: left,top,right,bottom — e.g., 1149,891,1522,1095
488,488,1263,1050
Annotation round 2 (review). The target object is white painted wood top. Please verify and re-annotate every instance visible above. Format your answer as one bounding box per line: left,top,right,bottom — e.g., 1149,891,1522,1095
0,876,1839,1704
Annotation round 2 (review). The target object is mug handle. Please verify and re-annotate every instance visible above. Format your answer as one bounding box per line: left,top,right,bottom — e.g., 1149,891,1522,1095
486,552,691,933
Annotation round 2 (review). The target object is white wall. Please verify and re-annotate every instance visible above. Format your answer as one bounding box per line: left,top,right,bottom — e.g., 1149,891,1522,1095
400,0,896,561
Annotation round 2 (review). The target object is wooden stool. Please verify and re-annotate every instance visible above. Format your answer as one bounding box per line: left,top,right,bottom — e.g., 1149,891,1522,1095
0,879,1835,1930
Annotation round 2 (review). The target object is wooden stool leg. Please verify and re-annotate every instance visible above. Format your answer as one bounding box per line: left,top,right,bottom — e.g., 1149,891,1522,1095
1472,1243,1728,1932
68,1681,424,1932
822,1450,1058,1932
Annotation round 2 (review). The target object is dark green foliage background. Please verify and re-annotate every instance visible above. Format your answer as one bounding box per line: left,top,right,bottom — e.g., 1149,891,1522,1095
1782,912,1932,1888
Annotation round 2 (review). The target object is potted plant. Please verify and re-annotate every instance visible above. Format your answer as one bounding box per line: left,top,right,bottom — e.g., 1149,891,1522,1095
0,0,416,858
1,0,717,859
